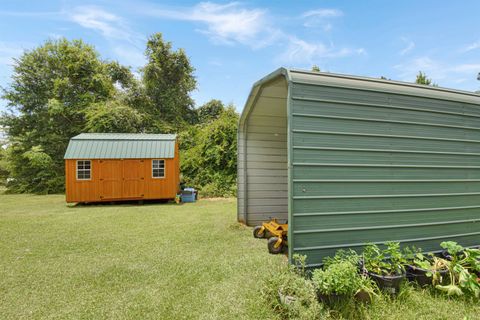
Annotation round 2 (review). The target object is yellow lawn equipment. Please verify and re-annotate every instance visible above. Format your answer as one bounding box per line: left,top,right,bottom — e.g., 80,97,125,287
253,219,288,254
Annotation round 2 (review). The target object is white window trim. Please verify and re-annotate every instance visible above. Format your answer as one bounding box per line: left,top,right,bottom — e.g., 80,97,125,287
76,160,92,181
152,159,166,179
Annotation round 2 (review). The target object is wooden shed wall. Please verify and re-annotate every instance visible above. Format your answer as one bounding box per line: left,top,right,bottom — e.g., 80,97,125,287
65,143,179,203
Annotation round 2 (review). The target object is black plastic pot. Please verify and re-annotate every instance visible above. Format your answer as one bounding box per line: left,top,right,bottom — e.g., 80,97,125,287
440,250,465,261
368,271,405,295
406,264,448,287
354,289,372,304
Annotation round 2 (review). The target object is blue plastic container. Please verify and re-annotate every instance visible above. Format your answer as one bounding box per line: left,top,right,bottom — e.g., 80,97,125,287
181,188,196,203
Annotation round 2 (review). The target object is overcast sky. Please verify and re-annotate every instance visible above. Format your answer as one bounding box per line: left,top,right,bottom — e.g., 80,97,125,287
1,0,480,112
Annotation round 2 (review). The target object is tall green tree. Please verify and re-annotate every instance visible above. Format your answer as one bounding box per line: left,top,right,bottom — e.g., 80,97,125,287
415,71,437,86
84,100,146,133
197,99,224,124
0,147,8,186
180,102,238,197
142,33,197,131
1,38,126,193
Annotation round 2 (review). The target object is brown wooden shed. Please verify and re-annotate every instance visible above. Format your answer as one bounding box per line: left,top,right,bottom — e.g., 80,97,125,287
64,133,179,203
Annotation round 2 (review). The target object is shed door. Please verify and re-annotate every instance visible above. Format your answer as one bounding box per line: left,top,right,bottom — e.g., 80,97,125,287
122,159,145,198
99,160,123,200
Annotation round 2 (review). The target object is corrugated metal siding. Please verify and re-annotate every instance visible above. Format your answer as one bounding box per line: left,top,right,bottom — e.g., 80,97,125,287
64,133,176,159
238,77,288,226
289,76,480,267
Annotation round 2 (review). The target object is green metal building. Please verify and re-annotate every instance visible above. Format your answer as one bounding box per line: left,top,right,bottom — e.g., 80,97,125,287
237,68,480,267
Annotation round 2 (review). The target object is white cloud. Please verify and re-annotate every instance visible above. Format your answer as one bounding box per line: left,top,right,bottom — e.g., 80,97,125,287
356,48,367,55
146,2,275,48
450,63,480,73
70,6,143,44
399,38,415,55
462,40,480,52
301,8,343,29
112,46,145,68
276,36,365,64
394,56,480,86
47,33,63,40
0,42,25,65
394,57,443,81
302,9,343,18
139,2,361,62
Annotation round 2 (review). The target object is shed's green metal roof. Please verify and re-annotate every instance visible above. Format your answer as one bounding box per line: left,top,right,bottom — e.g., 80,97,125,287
64,133,177,159
240,67,480,132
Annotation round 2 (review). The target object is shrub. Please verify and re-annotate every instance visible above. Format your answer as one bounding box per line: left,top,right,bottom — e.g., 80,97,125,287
312,261,365,296
363,242,406,276
262,256,324,319
435,241,480,298
180,105,238,197
263,268,323,319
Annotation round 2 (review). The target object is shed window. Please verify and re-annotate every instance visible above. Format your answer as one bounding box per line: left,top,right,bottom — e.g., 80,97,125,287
152,159,165,178
76,160,91,180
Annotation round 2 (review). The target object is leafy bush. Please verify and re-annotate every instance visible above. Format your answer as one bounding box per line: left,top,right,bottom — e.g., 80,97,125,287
262,256,324,319
312,249,375,307
403,246,449,285
180,104,238,197
5,145,63,194
323,249,360,268
363,242,406,276
84,100,146,133
0,146,9,186
312,261,366,296
435,241,480,298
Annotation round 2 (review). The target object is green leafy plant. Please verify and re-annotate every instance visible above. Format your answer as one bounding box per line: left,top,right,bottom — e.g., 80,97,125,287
312,250,375,304
323,249,360,268
363,242,406,276
312,261,370,297
262,256,323,319
436,241,480,298
403,246,449,285
463,247,480,274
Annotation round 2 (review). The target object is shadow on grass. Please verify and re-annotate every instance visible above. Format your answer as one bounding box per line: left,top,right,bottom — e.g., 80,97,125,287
68,199,179,209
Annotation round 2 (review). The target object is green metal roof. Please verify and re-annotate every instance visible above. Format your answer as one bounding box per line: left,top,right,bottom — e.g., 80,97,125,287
64,133,177,159
241,68,480,128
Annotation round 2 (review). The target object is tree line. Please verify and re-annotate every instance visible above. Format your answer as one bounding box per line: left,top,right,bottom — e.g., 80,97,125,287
0,32,452,196
0,33,238,196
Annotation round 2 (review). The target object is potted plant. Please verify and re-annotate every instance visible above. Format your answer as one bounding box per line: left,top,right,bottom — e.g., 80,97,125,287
440,240,465,261
403,247,449,287
312,250,374,305
436,241,480,298
361,242,406,295
463,247,480,277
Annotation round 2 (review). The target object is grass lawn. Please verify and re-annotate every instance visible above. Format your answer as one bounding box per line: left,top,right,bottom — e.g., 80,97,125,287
1,193,479,319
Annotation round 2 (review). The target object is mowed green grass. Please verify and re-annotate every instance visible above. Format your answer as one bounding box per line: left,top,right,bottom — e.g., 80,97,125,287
0,194,285,319
1,192,479,320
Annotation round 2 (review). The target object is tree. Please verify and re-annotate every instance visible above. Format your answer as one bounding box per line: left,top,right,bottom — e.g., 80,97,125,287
142,33,197,131
311,65,321,72
197,99,225,124
84,100,146,133
0,146,8,186
180,104,238,197
415,71,437,86
1,38,124,193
